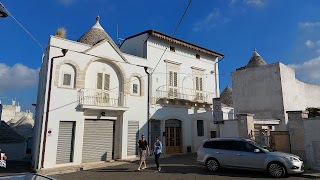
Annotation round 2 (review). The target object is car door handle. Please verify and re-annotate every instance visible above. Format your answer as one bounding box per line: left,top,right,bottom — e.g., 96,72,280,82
216,152,221,154
237,154,243,156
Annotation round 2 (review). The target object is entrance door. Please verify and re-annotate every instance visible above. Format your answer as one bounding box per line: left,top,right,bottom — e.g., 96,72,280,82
165,119,182,154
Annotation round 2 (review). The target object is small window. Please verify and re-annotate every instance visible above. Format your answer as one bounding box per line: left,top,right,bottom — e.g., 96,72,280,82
63,74,71,86
170,46,175,52
196,54,200,59
197,120,204,136
211,131,217,138
133,84,138,94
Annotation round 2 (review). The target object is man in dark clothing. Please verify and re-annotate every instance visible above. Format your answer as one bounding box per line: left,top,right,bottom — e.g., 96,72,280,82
137,134,149,171
153,136,162,172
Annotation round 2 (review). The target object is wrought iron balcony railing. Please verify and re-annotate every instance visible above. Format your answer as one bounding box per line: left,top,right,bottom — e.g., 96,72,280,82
156,87,213,103
78,88,127,108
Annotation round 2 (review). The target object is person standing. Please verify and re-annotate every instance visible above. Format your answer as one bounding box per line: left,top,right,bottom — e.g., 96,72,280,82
153,136,162,172
137,134,149,171
0,149,7,168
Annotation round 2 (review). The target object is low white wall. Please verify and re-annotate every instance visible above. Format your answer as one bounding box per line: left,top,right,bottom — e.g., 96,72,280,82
304,118,320,171
0,142,27,160
220,120,239,137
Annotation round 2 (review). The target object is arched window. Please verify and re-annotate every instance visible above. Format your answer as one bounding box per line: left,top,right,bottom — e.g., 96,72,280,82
59,64,75,88
131,76,141,96
197,120,204,136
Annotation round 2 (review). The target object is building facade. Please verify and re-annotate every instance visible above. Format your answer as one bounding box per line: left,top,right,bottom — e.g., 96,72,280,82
32,17,224,170
232,49,320,131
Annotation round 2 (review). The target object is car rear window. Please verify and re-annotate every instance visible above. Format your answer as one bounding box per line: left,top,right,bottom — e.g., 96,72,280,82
203,140,234,150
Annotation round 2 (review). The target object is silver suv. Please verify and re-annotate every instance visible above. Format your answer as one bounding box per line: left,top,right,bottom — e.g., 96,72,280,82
197,138,304,178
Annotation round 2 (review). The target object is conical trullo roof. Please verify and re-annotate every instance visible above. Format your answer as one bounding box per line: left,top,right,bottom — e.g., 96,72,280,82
77,16,114,46
220,86,233,107
246,49,267,68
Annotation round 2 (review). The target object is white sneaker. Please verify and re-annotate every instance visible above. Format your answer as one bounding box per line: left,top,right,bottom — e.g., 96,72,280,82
142,167,147,169
158,167,161,172
138,167,141,171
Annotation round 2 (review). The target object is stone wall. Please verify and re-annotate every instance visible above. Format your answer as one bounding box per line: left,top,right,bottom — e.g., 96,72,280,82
287,111,320,171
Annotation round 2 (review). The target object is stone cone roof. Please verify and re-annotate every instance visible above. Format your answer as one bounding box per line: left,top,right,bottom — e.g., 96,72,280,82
220,86,233,107
77,16,114,46
246,49,267,68
0,121,26,144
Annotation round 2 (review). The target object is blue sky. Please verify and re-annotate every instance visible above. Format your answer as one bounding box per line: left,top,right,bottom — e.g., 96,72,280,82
1,0,320,112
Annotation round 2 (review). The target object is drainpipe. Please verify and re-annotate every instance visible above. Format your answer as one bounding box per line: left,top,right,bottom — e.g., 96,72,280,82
144,67,151,145
41,48,68,168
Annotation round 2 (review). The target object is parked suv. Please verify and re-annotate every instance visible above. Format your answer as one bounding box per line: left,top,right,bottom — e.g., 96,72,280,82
197,138,304,178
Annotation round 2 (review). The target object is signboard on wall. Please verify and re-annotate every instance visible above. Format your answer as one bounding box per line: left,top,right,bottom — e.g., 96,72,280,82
213,98,221,111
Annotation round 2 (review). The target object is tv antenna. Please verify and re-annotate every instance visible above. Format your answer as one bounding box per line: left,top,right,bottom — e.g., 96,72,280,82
117,24,125,47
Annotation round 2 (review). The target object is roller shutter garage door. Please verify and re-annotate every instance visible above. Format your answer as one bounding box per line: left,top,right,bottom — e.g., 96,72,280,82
127,121,139,156
56,121,75,164
82,119,115,162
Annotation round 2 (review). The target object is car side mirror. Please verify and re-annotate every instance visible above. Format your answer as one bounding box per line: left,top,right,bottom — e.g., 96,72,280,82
254,149,260,153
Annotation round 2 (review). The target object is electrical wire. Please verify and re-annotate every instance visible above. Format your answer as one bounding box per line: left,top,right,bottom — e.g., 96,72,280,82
151,0,193,74
2,3,44,52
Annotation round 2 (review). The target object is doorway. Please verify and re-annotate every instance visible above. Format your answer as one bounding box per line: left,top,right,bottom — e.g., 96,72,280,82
165,119,182,153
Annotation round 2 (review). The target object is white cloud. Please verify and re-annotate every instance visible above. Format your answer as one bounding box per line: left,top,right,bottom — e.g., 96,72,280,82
299,22,320,28
243,0,267,7
193,9,229,32
305,40,315,48
288,57,320,84
0,63,39,90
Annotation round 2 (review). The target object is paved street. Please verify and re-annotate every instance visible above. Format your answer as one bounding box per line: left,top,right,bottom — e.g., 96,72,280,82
52,154,314,180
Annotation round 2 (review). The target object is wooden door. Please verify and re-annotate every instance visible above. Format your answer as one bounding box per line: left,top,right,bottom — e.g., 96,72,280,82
165,127,181,153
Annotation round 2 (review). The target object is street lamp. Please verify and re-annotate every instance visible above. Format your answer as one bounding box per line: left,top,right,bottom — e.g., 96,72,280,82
0,3,8,18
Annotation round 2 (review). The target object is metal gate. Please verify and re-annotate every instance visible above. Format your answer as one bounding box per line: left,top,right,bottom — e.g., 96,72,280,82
56,121,75,164
127,121,139,156
82,119,115,162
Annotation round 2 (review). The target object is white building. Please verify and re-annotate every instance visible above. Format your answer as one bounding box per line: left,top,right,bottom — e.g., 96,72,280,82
32,17,224,170
232,49,320,131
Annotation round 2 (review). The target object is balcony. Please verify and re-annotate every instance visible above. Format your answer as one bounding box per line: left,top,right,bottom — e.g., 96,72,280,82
155,87,213,107
78,88,128,111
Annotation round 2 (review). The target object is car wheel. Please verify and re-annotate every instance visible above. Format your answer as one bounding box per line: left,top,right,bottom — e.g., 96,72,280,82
268,162,286,178
206,158,220,172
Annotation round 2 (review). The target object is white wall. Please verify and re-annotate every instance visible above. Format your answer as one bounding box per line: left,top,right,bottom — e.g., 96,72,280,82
120,33,149,58
304,119,320,171
220,120,239,137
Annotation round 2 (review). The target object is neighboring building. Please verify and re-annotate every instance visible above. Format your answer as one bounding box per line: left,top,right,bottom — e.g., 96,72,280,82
232,49,320,131
0,100,34,152
1,99,22,123
32,17,224,170
0,121,27,160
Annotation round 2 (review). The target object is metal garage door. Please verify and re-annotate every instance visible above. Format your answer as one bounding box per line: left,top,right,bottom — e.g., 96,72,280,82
56,121,75,164
127,121,139,156
82,119,115,162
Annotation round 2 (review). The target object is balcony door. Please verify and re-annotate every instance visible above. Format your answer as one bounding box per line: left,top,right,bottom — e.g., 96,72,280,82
96,73,110,105
165,119,182,154
168,71,178,98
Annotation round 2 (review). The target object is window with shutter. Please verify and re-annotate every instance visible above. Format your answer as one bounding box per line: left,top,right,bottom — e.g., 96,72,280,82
104,74,110,90
194,75,204,101
97,73,103,89
168,70,178,98
96,73,110,105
